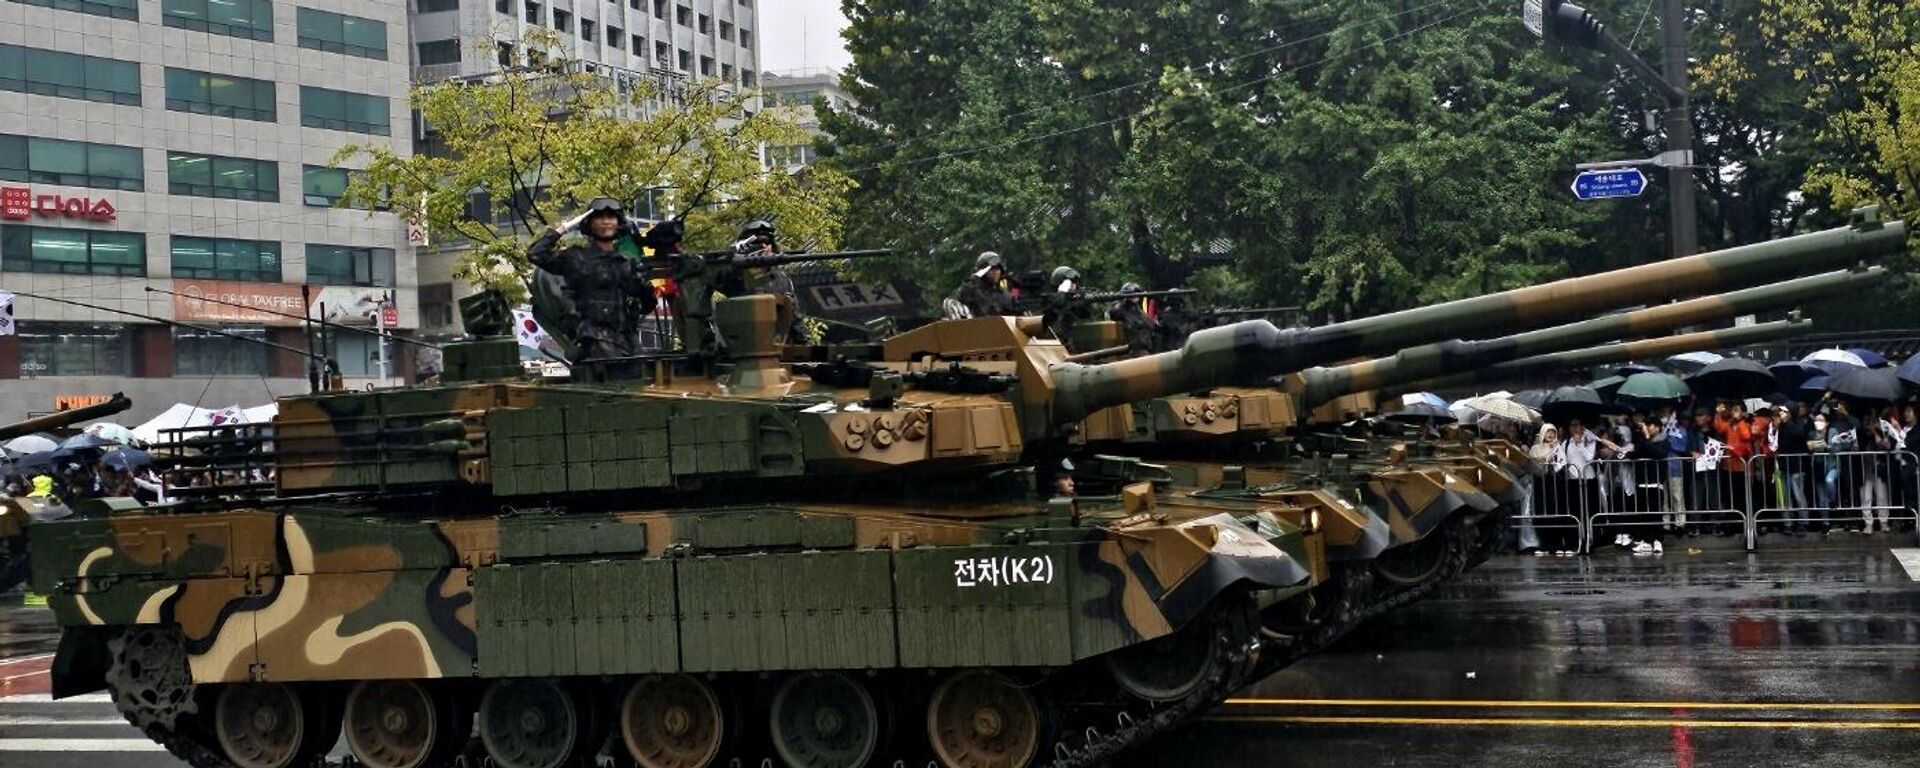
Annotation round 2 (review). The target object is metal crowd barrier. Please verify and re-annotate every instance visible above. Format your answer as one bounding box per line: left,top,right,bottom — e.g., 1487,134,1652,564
1528,450,1920,552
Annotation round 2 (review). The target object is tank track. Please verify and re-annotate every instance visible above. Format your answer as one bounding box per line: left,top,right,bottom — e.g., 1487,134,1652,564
104,628,244,768
1041,595,1258,768
1359,516,1476,622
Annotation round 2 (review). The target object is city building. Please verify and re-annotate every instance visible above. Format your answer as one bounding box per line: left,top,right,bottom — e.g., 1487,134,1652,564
760,67,849,171
0,0,415,424
408,0,763,340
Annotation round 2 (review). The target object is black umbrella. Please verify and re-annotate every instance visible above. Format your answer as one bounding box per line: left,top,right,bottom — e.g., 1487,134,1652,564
1769,362,1825,395
1896,355,1920,388
1510,389,1552,410
1826,366,1906,404
1687,357,1777,400
1542,386,1607,427
1588,375,1628,399
1793,374,1831,404
1614,363,1661,378
102,448,154,471
59,433,114,451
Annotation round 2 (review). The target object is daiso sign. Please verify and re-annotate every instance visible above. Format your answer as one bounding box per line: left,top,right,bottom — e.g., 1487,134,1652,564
0,186,117,223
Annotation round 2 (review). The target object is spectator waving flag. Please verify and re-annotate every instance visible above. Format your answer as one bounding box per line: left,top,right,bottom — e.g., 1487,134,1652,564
0,291,13,336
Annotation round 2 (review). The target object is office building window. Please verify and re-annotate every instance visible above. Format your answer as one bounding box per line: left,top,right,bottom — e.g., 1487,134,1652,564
302,165,386,208
330,332,385,377
0,225,145,276
497,41,515,68
721,63,733,81
494,0,510,12
168,152,278,202
719,20,732,41
552,8,569,32
739,28,751,49
741,70,754,87
607,25,622,49
580,19,594,43
297,8,389,60
301,86,391,135
17,322,133,378
674,4,687,25
677,49,690,71
416,0,455,11
417,39,460,65
699,55,712,76
170,236,281,282
174,326,269,377
0,134,143,191
306,244,395,287
164,68,275,121
651,0,663,18
0,44,141,106
631,34,644,54
161,0,273,41
5,0,137,21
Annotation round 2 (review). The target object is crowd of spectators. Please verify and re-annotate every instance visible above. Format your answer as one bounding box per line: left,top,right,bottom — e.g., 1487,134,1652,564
1519,397,1920,554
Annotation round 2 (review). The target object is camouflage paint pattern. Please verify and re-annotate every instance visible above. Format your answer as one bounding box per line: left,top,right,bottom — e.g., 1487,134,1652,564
1412,319,1815,393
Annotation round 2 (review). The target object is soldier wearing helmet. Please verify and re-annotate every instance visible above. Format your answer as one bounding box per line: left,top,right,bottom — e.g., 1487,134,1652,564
528,198,658,363
1039,265,1088,341
946,251,1017,319
1106,280,1161,354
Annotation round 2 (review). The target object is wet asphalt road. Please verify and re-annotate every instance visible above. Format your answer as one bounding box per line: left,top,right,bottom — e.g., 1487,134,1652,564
5,542,1920,767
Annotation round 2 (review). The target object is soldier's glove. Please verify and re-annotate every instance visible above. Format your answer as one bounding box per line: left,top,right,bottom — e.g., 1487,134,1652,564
556,210,592,234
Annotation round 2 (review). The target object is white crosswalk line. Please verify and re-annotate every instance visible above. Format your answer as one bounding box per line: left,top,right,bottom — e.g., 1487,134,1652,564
0,693,113,704
1892,548,1920,581
0,739,167,752
0,716,132,726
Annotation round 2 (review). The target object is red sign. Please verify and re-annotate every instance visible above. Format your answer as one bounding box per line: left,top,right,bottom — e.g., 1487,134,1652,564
380,303,399,328
0,186,116,223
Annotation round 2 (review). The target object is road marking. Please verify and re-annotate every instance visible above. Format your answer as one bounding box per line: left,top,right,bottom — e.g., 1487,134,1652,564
1209,715,1920,730
1892,548,1920,581
0,654,53,669
0,693,112,704
0,716,131,726
0,669,48,684
0,739,167,752
1224,698,1920,711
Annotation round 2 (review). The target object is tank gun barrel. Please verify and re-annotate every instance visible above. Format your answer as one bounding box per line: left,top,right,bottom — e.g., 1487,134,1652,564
0,393,132,442
1287,267,1885,410
649,247,892,274
1048,216,1903,424
1419,318,1814,391
1076,288,1196,303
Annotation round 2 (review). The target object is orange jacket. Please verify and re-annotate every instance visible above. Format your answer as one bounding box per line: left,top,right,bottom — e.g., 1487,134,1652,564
1715,414,1752,472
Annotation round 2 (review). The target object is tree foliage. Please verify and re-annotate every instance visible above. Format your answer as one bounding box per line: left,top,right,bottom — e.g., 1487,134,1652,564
334,30,853,300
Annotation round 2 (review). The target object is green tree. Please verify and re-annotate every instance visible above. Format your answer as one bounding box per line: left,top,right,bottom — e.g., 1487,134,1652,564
826,1,1644,317
334,31,853,300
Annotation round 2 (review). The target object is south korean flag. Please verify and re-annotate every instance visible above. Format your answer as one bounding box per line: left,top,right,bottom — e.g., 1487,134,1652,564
510,308,553,352
0,291,13,336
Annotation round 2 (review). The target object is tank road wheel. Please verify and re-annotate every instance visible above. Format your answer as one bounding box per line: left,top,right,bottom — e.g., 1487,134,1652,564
1372,527,1449,587
211,683,337,768
768,672,880,768
619,674,725,768
1104,612,1219,703
925,671,1040,768
479,679,593,768
344,680,468,768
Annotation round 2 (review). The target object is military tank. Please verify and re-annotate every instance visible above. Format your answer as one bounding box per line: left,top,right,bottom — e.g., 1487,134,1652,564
0,392,133,592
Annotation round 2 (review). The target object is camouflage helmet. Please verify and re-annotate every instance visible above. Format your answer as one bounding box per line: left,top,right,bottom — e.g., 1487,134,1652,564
584,197,625,218
973,251,1004,278
1050,266,1081,285
1120,281,1143,293
740,219,776,238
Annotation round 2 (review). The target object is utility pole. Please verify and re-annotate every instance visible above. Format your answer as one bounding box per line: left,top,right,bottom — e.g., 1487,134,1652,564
1659,0,1698,256
1529,0,1699,257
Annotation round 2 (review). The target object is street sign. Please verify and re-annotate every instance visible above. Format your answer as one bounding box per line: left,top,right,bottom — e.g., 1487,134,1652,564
1570,168,1647,200
380,302,399,328
1523,0,1546,38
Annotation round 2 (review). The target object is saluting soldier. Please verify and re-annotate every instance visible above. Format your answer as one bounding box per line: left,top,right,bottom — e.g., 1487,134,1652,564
527,198,657,363
1106,281,1161,355
946,251,1017,319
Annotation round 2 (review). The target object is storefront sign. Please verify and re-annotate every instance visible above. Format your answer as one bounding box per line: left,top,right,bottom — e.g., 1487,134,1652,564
172,279,307,326
314,287,388,326
0,186,117,223
54,394,113,410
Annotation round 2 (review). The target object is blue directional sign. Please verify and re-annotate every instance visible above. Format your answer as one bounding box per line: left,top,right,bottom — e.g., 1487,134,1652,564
1571,168,1648,201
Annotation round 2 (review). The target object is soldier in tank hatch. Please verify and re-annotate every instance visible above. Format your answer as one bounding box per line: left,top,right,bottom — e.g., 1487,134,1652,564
1107,281,1162,355
945,251,1018,319
528,198,659,363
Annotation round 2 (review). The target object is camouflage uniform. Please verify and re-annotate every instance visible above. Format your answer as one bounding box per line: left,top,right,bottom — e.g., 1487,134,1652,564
528,229,657,361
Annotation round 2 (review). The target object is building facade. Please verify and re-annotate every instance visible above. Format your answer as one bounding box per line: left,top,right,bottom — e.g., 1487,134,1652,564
760,67,848,171
407,0,762,340
0,0,415,424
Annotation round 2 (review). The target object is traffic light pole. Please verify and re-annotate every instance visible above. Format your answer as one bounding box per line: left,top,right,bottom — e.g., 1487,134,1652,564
1535,0,1699,257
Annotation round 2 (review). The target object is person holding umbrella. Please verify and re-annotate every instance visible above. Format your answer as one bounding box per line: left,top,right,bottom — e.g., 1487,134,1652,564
1564,417,1624,548
1715,400,1756,522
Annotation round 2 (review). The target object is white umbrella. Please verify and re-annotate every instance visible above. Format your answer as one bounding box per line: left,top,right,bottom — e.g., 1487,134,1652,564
84,422,137,445
3,434,59,455
1402,392,1450,410
1802,348,1867,376
1454,394,1541,424
1666,351,1723,374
